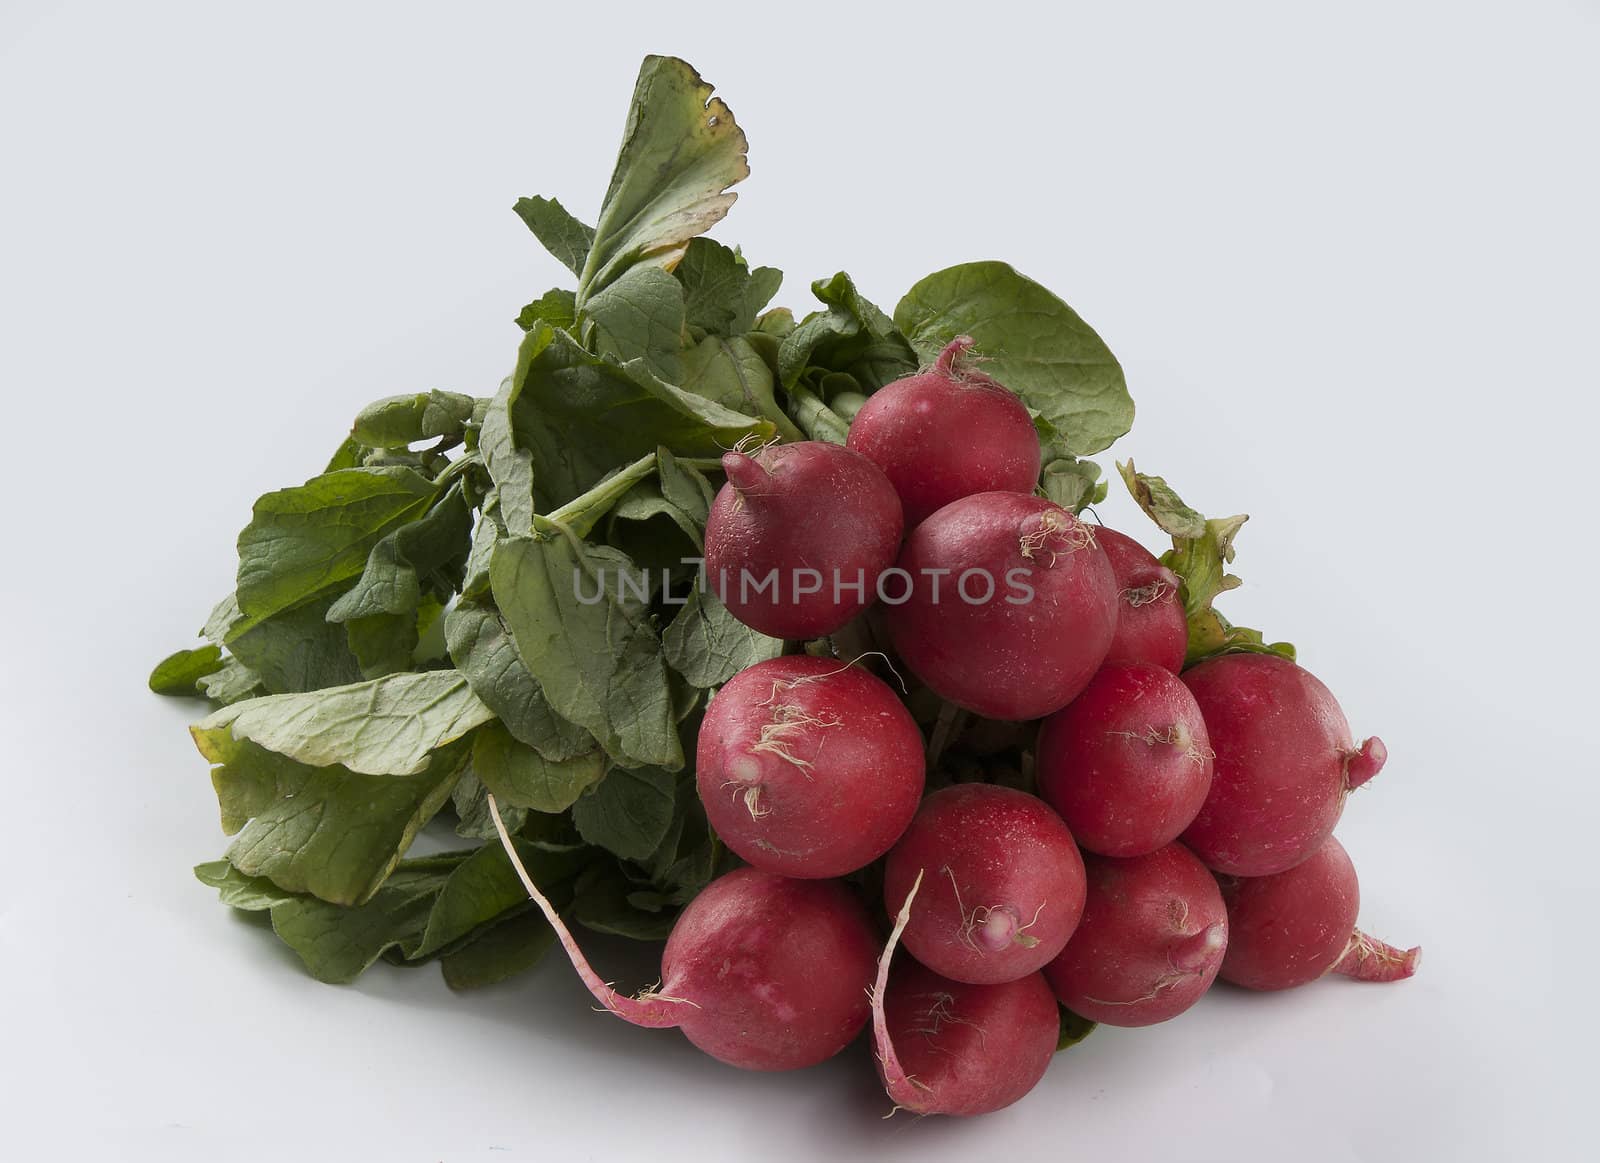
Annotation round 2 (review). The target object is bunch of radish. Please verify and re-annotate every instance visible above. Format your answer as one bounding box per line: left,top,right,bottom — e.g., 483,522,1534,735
491,336,1419,1117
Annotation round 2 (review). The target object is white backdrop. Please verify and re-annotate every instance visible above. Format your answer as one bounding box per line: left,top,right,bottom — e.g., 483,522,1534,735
2,1,1594,1159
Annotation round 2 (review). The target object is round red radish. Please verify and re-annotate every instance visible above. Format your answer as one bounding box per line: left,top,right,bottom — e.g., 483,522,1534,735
1044,844,1227,1027
1180,653,1388,876
846,335,1041,527
877,959,1058,1115
485,811,884,1072
1095,526,1188,673
660,868,879,1068
883,784,1086,984
696,656,925,878
1218,835,1420,991
882,492,1118,720
1036,660,1214,857
704,441,902,640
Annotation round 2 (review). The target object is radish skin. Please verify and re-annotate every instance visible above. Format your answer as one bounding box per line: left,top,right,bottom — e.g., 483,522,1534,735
695,655,924,878
846,336,1042,527
489,796,878,1069
1036,660,1213,857
1044,844,1228,1027
1218,835,1420,991
1095,526,1188,673
1181,654,1388,876
883,492,1118,720
704,440,902,639
883,784,1085,984
872,871,1059,1117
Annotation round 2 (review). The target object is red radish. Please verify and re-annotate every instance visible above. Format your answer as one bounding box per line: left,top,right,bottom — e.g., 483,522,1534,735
883,784,1085,984
1036,660,1213,857
1095,526,1188,673
488,803,878,1070
1180,653,1388,876
704,440,902,640
872,872,1059,1116
696,655,925,878
1044,844,1227,1026
883,492,1118,720
845,335,1042,527
1218,835,1420,991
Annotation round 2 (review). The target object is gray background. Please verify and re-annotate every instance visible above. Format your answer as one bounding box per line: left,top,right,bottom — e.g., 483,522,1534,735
2,1,1594,1159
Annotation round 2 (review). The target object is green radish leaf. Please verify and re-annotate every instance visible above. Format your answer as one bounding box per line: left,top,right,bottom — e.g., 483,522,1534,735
515,287,578,333
327,484,473,625
411,838,587,960
444,598,595,762
479,365,540,538
674,238,782,336
451,768,526,840
571,765,678,861
573,863,678,940
224,593,363,694
441,907,562,990
778,271,917,391
194,670,494,776
149,645,224,695
1039,456,1107,514
197,734,466,905
490,531,683,771
197,657,264,705
896,261,1133,456
235,466,436,628
583,265,686,382
472,720,607,814
1117,460,1296,666
662,583,783,688
507,321,771,510
513,195,595,278
1056,1006,1098,1051
350,391,476,450
575,56,749,309
679,334,804,442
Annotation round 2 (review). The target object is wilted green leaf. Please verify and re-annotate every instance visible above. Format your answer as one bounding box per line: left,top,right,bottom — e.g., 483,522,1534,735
472,720,607,814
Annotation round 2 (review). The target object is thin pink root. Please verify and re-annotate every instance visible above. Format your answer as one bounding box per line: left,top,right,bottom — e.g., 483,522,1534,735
721,451,766,494
487,794,689,1028
1345,736,1387,790
1331,928,1421,983
871,869,929,1114
933,334,977,377
1170,922,1227,973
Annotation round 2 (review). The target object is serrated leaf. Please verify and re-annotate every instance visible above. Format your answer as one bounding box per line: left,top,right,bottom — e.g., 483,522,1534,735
472,720,607,814
505,321,771,509
350,391,476,450
896,261,1132,456
444,597,595,762
515,287,578,333
490,531,683,771
1116,462,1295,666
583,265,685,381
235,466,436,628
513,195,595,277
194,670,494,776
576,56,749,308
197,734,465,905
778,271,917,391
662,583,783,688
674,237,781,336
571,766,677,861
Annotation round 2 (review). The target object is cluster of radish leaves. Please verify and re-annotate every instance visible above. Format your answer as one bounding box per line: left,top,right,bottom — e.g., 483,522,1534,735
149,54,1271,993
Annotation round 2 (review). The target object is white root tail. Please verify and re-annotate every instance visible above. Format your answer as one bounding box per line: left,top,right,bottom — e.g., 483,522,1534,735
871,868,930,1115
487,793,693,1028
